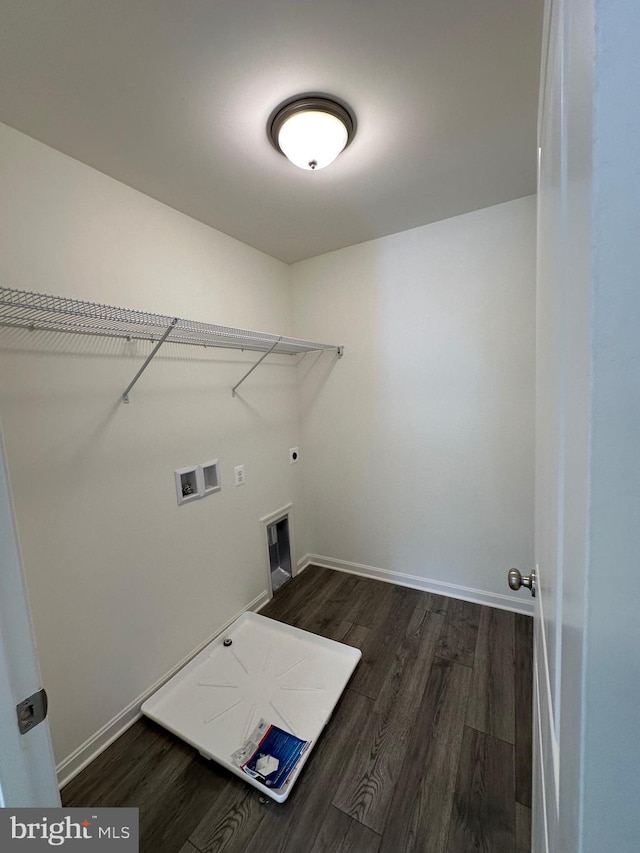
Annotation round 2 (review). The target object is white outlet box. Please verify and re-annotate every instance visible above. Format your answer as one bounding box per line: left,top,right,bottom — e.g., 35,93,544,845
289,447,299,464
234,464,245,486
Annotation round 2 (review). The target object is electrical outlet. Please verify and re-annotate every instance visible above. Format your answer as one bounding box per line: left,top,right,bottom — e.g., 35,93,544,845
234,464,245,486
289,447,299,464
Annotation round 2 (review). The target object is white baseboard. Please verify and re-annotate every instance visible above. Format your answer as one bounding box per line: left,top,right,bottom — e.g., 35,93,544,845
56,589,270,789
293,560,310,579
297,553,534,617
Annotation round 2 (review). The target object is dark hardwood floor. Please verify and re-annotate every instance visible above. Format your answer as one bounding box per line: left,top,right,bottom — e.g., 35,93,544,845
62,566,533,853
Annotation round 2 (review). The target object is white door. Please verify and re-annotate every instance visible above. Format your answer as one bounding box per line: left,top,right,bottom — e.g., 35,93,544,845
533,0,594,849
0,419,60,806
532,1,640,851
533,0,569,847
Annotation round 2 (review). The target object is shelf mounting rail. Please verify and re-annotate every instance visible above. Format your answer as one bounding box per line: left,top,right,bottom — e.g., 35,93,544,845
0,287,343,401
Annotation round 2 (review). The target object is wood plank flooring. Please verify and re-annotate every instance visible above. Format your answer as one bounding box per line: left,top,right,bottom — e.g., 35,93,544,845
62,566,533,853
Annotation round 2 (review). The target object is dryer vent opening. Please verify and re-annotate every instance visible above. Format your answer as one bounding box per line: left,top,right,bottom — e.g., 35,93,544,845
267,516,292,594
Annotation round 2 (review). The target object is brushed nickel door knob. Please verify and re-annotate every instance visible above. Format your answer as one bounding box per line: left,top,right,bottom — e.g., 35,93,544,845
508,568,537,597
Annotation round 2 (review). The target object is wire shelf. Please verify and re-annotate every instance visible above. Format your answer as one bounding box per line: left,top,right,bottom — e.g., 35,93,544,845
0,287,339,355
0,287,343,400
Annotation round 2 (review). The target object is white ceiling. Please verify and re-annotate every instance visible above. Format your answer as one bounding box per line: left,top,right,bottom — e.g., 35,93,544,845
0,0,543,264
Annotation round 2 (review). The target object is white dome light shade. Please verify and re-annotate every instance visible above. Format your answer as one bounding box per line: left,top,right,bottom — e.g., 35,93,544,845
278,110,348,170
269,96,356,171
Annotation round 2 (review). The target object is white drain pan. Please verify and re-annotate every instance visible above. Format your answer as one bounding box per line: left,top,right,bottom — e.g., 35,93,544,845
142,612,361,802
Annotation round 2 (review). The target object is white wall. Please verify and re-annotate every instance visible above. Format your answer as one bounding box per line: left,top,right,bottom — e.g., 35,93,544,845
0,123,300,770
292,196,536,605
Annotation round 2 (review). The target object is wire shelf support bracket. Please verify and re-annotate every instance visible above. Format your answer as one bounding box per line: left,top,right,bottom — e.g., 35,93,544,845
0,287,344,402
122,318,177,403
232,336,283,397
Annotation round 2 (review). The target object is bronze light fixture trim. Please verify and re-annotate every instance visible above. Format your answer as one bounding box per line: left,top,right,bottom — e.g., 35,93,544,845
268,95,356,171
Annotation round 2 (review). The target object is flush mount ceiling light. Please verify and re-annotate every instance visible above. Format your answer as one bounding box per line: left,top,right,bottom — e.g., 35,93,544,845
268,96,356,171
